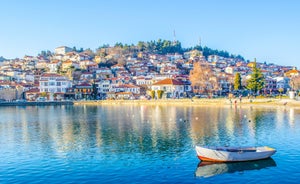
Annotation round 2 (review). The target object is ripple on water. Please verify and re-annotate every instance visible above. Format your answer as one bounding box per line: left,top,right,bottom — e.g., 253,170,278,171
1,106,300,183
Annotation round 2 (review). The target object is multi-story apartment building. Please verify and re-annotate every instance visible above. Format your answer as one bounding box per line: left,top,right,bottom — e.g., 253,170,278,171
39,73,72,93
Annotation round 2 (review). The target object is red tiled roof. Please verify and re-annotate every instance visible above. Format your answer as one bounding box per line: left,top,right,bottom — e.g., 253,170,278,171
152,78,184,85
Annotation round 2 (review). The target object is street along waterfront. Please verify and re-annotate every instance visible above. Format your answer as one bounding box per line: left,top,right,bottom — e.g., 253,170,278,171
0,105,299,183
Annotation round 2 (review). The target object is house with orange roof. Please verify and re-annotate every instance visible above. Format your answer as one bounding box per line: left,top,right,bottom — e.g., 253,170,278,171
285,67,299,78
151,78,185,98
61,60,80,71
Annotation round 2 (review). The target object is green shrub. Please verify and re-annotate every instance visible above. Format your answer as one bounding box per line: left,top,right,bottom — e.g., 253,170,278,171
157,90,164,99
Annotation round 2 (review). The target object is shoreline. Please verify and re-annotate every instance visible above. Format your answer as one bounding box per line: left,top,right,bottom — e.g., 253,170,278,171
1,98,299,109
73,98,300,108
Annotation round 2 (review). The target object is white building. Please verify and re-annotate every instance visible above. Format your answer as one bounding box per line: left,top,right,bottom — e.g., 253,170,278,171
55,46,72,55
135,76,153,86
151,78,185,98
48,60,61,73
110,84,140,94
97,80,111,94
39,73,72,93
274,76,290,91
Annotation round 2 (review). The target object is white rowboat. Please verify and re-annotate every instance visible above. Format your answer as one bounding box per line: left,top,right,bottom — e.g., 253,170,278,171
195,146,276,162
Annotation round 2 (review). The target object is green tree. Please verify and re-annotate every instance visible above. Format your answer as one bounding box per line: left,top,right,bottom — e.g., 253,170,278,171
137,41,146,51
234,72,242,90
40,92,47,97
246,59,265,95
149,90,155,99
157,90,164,99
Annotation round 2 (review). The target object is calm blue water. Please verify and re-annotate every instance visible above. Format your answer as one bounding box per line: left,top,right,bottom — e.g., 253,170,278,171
0,105,300,183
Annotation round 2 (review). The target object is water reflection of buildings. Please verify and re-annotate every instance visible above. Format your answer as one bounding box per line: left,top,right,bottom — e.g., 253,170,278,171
288,108,295,127
274,107,297,129
189,107,247,146
2,105,299,158
188,106,299,146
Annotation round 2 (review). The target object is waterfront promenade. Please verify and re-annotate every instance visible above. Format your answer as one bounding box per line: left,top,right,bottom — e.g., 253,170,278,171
0,101,73,106
73,98,300,108
1,98,299,108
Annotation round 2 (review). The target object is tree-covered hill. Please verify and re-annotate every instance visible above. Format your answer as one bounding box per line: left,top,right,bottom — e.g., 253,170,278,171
97,39,244,61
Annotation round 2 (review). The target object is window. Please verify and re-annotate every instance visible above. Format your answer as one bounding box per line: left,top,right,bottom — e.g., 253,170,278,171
57,82,61,86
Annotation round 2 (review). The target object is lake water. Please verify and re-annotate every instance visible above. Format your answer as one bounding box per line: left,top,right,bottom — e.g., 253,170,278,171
1,105,300,183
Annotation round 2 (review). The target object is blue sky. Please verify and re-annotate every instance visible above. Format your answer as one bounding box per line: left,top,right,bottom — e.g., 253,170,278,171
0,0,299,67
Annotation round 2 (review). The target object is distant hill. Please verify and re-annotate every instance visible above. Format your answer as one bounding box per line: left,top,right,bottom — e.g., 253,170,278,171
96,39,245,61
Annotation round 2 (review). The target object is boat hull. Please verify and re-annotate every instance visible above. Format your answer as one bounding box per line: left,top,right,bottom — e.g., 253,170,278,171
196,146,276,162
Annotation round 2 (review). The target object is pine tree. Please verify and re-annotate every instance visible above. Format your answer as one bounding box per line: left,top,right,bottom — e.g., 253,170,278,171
234,72,242,90
246,59,265,95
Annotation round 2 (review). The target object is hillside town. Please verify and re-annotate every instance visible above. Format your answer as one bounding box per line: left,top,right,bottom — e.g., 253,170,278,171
0,45,299,102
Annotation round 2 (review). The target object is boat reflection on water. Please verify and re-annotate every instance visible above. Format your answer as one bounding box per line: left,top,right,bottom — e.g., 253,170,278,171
195,158,276,178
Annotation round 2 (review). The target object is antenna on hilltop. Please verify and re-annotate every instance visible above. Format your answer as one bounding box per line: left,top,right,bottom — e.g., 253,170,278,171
198,37,201,47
